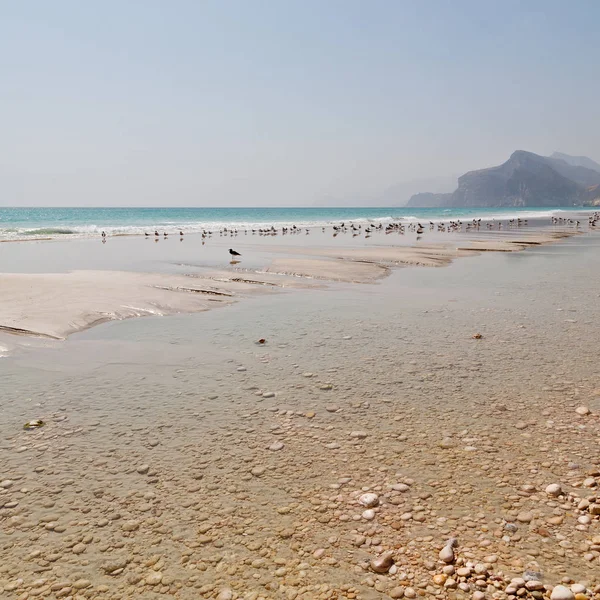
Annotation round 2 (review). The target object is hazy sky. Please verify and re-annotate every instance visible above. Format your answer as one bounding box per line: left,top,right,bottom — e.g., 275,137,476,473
2,0,600,206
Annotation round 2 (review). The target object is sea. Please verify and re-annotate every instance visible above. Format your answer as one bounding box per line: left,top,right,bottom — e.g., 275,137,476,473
0,206,592,240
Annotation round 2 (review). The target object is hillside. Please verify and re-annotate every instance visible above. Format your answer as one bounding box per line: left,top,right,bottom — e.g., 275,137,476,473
550,152,600,173
407,150,600,207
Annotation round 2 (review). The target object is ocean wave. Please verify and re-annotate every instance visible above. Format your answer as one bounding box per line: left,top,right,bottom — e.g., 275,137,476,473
482,209,568,221
22,228,76,236
0,208,592,241
1,219,403,239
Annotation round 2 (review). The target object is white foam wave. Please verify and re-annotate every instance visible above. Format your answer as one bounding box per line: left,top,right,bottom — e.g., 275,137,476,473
483,209,568,221
0,208,594,241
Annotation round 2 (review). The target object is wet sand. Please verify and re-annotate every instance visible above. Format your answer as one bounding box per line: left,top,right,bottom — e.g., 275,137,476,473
1,226,600,600
0,226,581,342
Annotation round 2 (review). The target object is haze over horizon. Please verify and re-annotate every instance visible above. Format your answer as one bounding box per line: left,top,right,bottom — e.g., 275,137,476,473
2,0,600,207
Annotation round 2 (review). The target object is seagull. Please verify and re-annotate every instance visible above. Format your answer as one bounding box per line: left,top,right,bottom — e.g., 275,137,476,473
229,248,241,257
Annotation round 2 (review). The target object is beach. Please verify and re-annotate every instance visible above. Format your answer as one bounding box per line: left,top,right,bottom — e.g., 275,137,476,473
1,215,600,600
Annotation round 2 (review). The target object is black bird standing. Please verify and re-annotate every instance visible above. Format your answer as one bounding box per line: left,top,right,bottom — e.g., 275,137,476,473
229,248,241,257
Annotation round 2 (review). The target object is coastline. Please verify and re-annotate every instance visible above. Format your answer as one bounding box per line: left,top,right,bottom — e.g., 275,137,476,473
0,227,583,345
1,230,600,599
0,206,596,242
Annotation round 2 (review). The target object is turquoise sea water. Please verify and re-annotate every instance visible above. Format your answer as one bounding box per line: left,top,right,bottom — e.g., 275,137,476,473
0,206,592,240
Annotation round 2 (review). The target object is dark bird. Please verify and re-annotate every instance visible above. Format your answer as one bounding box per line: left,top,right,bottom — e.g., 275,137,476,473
101,231,106,238
179,231,184,236
229,248,241,257
145,232,150,237
154,230,159,237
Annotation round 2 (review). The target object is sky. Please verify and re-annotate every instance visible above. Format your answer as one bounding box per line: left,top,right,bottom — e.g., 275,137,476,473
2,0,600,207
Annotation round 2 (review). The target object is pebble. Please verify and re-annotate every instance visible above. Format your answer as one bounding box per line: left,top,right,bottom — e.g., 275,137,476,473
262,392,275,398
545,483,562,496
517,512,533,523
575,406,590,416
251,466,266,476
525,580,544,591
439,545,455,564
391,483,410,492
217,589,233,600
101,558,129,574
71,543,86,554
358,493,379,508
145,571,163,585
269,441,284,451
370,552,394,573
349,431,367,439
550,585,575,600
122,520,140,532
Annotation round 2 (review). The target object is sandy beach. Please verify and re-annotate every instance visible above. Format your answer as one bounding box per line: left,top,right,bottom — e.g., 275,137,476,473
4,1,600,596
0,224,581,342
1,223,600,600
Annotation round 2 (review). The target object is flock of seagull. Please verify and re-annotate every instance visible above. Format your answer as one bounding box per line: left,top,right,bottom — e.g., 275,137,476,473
99,212,600,245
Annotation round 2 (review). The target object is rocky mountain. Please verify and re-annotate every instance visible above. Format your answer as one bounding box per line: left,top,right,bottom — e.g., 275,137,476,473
377,175,457,206
545,156,600,187
407,150,600,207
312,175,457,207
550,152,600,173
583,184,600,206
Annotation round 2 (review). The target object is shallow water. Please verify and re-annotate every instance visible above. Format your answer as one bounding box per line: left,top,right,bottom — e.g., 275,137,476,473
1,233,600,599
0,206,595,240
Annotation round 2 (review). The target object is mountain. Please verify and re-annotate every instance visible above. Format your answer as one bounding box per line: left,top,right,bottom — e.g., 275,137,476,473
583,184,600,206
550,152,600,173
450,151,582,207
407,150,600,207
377,175,457,206
312,175,457,207
545,156,600,187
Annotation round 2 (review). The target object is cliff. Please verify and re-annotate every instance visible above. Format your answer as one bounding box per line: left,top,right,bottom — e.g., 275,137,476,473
407,150,600,207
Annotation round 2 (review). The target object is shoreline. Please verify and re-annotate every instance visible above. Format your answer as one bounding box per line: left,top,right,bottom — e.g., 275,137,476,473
1,225,600,599
0,228,585,345
0,208,597,243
